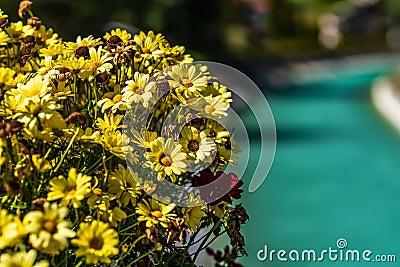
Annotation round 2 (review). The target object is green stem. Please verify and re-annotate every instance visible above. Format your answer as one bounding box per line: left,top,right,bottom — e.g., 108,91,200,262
192,220,222,261
52,127,80,174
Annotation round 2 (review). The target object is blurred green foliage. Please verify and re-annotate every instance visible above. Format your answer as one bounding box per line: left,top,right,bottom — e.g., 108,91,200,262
0,0,393,60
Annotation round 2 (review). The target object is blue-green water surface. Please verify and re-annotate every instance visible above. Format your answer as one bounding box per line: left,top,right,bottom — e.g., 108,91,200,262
237,58,400,267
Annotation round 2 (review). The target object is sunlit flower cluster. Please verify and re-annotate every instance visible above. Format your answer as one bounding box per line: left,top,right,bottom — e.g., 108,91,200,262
0,2,248,266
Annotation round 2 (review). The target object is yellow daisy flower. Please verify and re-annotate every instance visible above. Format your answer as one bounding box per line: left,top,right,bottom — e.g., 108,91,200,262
182,195,206,231
104,28,131,42
97,91,127,113
179,126,216,163
0,209,25,250
47,168,92,208
71,220,119,265
23,202,75,254
130,128,157,149
96,113,124,132
0,31,10,46
12,75,50,100
136,198,176,228
14,94,60,131
0,67,15,86
87,46,113,73
0,250,49,267
64,35,102,56
39,43,64,57
187,95,230,119
168,63,208,99
122,72,155,108
100,130,128,159
108,164,142,206
134,31,165,60
87,193,127,227
145,137,187,182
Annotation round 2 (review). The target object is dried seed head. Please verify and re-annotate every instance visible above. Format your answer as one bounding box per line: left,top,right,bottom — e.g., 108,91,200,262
65,112,86,126
18,1,33,18
95,72,110,88
106,35,123,50
4,180,21,197
19,47,33,66
55,67,73,82
27,16,42,28
21,35,36,51
74,46,90,59
145,227,159,244
31,198,47,211
5,120,24,134
0,18,9,30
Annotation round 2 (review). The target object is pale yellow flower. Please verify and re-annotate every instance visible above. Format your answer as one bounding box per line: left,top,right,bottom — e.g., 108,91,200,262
0,250,49,267
71,220,119,265
0,209,25,250
145,137,187,182
23,202,75,254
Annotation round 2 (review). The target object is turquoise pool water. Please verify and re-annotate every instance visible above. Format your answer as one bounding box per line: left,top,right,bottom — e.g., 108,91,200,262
237,56,400,267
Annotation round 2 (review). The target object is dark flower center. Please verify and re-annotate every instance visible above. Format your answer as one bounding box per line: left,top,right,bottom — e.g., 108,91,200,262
89,236,104,250
160,154,172,166
188,140,199,152
42,219,57,234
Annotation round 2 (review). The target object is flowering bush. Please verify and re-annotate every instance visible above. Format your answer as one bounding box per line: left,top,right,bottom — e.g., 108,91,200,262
0,1,248,266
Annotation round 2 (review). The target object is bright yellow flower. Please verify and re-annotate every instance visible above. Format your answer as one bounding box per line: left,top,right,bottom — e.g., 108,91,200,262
71,220,119,265
145,137,187,182
182,194,206,231
47,168,92,208
59,56,88,75
0,67,15,86
33,25,59,46
0,209,25,250
88,46,113,72
100,130,128,159
64,35,102,56
87,193,127,227
14,94,60,131
179,126,216,163
96,113,124,132
39,43,64,57
136,198,176,228
104,28,131,42
0,250,49,267
97,92,127,113
134,32,165,59
0,31,10,46
108,164,142,206
23,202,75,254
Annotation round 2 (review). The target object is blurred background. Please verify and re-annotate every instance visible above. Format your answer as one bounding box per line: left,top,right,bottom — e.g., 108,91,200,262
4,0,400,266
